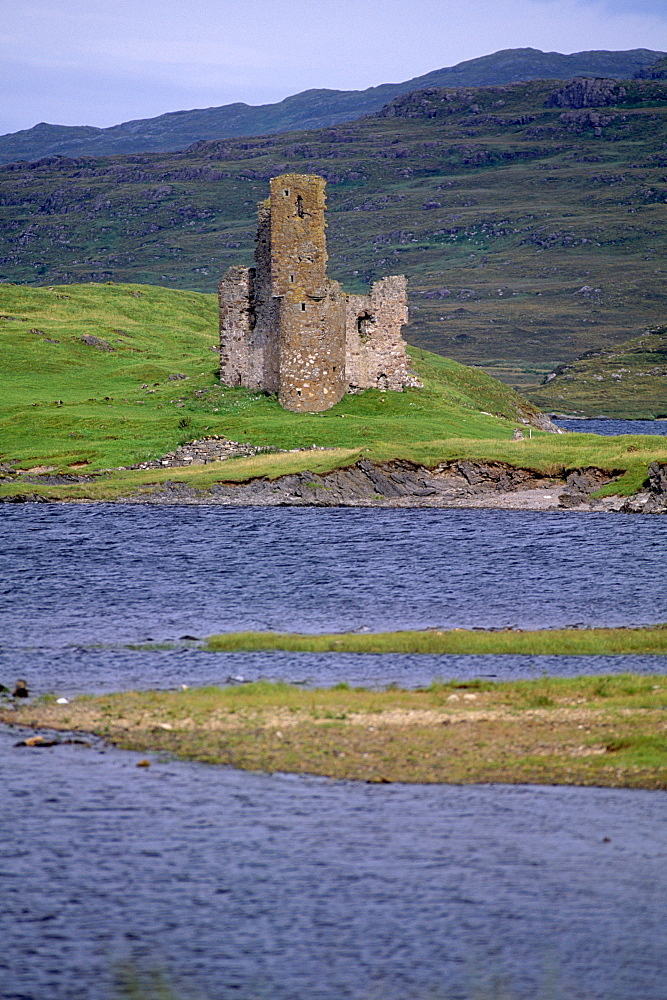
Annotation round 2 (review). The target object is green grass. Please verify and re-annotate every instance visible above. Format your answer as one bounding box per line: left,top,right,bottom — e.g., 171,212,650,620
0,279,531,477
527,324,667,418
1,282,665,501
205,627,667,655
6,674,667,788
0,281,219,470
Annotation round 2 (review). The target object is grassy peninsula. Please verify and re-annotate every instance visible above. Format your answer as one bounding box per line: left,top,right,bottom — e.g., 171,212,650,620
1,282,665,503
5,675,667,788
528,324,667,419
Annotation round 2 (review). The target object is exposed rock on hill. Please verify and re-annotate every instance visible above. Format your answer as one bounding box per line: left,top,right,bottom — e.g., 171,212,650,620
545,78,626,109
634,57,667,80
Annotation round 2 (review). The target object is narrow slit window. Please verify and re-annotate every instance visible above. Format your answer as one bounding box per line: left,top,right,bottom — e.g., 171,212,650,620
296,195,304,218
284,189,290,196
301,302,306,311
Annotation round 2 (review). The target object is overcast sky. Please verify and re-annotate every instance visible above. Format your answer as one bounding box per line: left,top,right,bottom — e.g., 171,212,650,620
2,0,667,135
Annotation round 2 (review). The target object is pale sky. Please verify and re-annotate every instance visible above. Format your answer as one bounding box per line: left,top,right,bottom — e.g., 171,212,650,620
2,0,667,135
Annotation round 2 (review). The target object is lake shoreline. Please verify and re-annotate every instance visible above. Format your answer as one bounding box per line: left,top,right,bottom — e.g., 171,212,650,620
4,456,667,512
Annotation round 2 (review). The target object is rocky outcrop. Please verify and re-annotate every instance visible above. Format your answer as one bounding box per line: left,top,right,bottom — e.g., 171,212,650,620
621,462,667,514
0,492,53,503
5,448,662,513
517,409,562,433
634,58,667,80
558,467,619,508
81,334,113,351
546,78,625,109
134,459,625,511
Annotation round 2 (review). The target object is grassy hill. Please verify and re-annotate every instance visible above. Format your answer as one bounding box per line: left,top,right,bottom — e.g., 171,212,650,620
527,325,667,418
1,48,662,164
0,281,546,473
0,283,664,503
1,77,667,403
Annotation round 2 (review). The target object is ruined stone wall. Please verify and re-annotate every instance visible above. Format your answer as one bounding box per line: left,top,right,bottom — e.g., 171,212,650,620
219,173,421,410
218,265,255,388
345,276,420,391
267,173,346,411
252,201,280,392
268,174,328,298
278,284,347,412
344,292,373,389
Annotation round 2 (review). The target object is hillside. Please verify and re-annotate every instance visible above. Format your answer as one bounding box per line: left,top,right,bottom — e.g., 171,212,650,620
0,47,662,164
0,282,546,474
2,77,667,397
0,284,664,505
527,325,667,418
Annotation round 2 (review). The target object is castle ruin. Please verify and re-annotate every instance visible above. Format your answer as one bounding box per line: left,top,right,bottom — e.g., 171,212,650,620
218,173,421,412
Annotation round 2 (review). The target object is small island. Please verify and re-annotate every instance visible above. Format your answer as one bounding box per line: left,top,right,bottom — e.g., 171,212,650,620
4,668,667,789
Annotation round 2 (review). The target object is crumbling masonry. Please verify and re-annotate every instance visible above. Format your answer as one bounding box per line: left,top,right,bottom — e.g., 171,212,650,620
218,173,421,412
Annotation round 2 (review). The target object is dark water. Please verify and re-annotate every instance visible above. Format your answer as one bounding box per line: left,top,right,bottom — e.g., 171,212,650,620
1,505,667,1000
554,417,667,436
2,726,666,1000
2,505,666,651
2,646,667,701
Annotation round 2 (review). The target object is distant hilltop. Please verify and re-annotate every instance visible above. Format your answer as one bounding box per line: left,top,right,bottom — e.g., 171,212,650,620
0,47,664,165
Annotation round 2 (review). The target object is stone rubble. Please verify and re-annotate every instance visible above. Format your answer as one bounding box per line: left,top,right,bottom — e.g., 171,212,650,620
123,437,262,470
121,439,331,471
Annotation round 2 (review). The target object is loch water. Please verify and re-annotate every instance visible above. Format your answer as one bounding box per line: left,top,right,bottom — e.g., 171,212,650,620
553,417,667,436
1,504,666,1000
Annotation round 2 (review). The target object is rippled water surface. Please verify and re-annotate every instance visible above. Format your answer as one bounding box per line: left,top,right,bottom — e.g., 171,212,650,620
3,726,667,1000
554,417,667,436
2,505,666,649
1,505,666,1000
2,646,667,700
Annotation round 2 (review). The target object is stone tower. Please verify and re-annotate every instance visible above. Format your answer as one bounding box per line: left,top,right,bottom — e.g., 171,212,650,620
218,173,420,412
